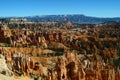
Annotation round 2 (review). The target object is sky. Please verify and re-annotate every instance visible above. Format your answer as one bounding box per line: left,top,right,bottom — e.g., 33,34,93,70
0,0,120,17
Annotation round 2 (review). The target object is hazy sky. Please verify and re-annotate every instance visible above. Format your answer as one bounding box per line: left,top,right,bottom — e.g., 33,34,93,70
0,0,120,17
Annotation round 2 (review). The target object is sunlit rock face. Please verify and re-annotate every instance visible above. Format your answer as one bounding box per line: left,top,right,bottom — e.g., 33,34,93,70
0,54,13,76
0,47,120,80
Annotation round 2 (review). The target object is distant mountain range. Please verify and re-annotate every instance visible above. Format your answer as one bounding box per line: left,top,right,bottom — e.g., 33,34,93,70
1,14,120,24
25,15,120,24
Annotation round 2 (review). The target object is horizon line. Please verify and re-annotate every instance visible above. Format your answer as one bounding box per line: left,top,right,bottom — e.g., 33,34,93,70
0,14,120,18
